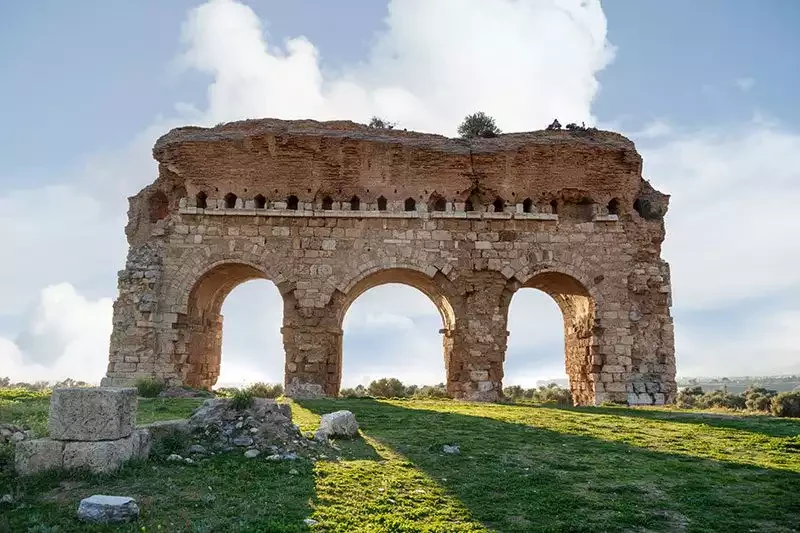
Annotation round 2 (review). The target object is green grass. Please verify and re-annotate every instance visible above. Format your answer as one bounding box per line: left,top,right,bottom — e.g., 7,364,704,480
1,397,799,532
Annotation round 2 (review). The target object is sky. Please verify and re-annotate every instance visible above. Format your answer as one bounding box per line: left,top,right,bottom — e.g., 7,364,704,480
1,0,799,388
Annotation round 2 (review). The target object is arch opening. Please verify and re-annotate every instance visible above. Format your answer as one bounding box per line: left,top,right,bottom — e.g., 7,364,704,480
350,195,360,211
337,268,456,396
321,196,333,210
183,262,284,390
522,198,533,213
224,193,237,209
493,197,505,213
429,193,446,212
505,271,597,405
254,194,267,209
195,191,208,209
377,196,387,211
404,197,416,211
286,195,299,210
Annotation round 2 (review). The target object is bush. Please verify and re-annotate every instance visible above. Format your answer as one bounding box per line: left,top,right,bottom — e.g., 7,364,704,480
340,385,367,398
367,378,409,398
414,384,449,399
744,387,777,412
530,384,573,406
676,386,705,408
229,388,254,411
368,116,396,129
771,391,800,418
503,385,525,400
135,377,166,398
696,389,746,410
457,111,501,139
246,382,284,398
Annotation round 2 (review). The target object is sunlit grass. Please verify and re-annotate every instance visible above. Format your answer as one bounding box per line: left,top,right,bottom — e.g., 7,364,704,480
1,397,798,531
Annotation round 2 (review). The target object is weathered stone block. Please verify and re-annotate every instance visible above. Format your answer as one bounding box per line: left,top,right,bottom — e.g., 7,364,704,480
15,438,64,476
315,410,358,440
78,495,140,524
48,387,137,441
63,436,135,474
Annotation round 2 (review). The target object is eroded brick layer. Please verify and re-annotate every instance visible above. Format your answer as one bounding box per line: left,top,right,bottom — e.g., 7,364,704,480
103,118,675,405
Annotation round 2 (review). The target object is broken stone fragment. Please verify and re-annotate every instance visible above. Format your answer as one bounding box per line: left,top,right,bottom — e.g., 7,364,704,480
77,495,139,524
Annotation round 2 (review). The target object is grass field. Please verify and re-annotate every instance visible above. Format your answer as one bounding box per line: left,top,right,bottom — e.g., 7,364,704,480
1,393,799,532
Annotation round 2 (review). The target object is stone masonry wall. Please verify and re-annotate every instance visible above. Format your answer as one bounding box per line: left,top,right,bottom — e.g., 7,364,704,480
102,119,676,406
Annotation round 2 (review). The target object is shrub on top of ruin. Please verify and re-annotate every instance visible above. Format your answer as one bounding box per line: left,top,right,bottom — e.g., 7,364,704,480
135,377,166,398
457,112,501,139
367,378,409,398
771,391,800,418
230,388,254,411
246,382,284,399
368,116,397,129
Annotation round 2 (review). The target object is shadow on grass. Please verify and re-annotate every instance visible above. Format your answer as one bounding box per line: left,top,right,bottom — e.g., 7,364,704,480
535,403,800,439
298,398,800,533
2,452,317,532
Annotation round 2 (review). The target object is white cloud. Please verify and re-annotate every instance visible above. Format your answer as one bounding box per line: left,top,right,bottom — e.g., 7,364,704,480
641,123,800,311
0,284,112,383
179,0,614,133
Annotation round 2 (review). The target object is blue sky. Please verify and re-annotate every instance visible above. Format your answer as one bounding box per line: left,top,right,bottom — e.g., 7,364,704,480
1,0,798,386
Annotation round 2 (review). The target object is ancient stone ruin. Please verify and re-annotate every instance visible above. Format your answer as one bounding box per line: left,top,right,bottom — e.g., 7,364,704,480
15,387,150,476
103,118,675,405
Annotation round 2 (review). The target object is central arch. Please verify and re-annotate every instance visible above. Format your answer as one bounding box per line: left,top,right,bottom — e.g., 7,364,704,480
181,262,286,389
332,268,457,394
504,270,598,405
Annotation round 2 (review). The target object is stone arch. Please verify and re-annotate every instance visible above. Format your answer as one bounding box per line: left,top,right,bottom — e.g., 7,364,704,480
503,268,601,406
335,267,456,329
178,260,288,389
168,250,288,315
331,267,458,394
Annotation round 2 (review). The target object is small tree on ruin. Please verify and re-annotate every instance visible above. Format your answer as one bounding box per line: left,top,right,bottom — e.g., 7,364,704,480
368,116,396,129
457,111,501,139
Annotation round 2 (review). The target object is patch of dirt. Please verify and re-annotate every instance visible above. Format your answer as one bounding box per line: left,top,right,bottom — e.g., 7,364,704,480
39,480,88,504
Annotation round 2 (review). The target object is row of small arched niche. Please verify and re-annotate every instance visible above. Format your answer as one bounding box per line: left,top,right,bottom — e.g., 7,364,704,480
184,192,622,216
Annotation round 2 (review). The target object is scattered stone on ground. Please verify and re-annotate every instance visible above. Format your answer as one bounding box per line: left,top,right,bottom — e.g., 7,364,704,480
303,518,319,526
442,444,460,454
0,423,31,445
187,444,208,455
1,494,13,504
184,457,196,465
315,410,359,441
77,495,140,524
185,398,335,461
167,453,183,462
289,468,299,475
